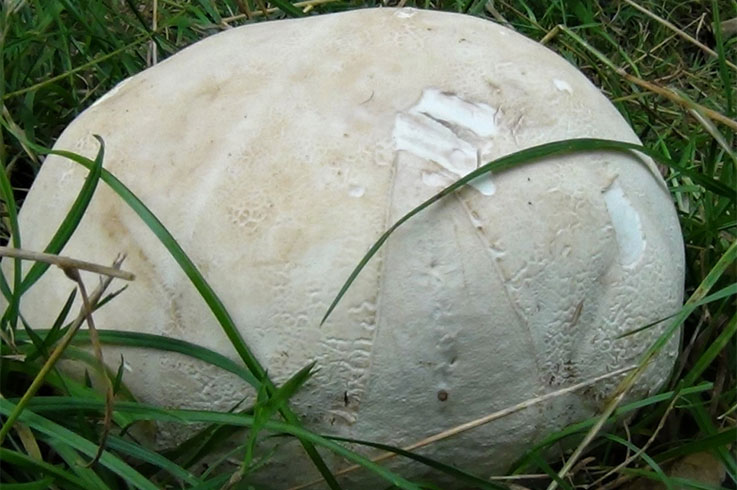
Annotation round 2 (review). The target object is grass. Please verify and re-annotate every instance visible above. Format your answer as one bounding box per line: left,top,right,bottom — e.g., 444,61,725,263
1,0,735,489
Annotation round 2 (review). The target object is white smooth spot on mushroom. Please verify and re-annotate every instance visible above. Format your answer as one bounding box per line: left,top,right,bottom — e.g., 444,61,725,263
604,180,645,267
394,8,416,18
552,79,573,94
348,185,365,198
393,112,477,175
393,89,499,196
91,78,130,108
410,88,497,137
470,174,496,196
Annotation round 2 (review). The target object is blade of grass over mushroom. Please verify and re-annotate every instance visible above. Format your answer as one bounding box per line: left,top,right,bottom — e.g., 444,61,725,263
16,136,104,294
162,399,251,470
42,328,260,389
26,288,78,362
243,362,316,472
74,162,341,488
0,400,160,490
321,137,700,325
13,397,424,490
545,239,737,490
617,283,736,339
0,252,124,445
508,381,714,474
0,127,342,488
323,435,507,490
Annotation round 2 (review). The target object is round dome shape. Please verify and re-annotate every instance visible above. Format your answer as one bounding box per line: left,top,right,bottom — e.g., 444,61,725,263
7,7,684,488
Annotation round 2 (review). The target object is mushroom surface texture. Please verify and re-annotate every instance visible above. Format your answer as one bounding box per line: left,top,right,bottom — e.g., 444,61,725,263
5,7,685,488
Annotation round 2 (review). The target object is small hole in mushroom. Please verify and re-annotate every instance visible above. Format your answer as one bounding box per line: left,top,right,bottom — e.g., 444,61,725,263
437,390,449,402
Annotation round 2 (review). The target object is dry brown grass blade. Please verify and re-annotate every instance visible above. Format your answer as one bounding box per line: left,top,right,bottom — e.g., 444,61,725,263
14,422,42,460
62,266,114,467
0,246,135,281
289,365,636,490
614,69,737,132
622,0,737,71
148,0,158,66
555,24,737,132
233,0,252,20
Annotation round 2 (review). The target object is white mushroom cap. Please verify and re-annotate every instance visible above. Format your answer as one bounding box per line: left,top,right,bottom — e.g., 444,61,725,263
7,7,684,487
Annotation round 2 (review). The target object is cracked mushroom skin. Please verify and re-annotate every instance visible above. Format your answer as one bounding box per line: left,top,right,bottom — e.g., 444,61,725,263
6,7,684,488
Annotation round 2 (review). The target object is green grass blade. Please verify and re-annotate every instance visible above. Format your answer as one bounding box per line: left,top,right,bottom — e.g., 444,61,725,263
159,398,250,471
644,239,737,362
189,474,231,490
528,452,572,490
619,467,730,490
242,361,315,472
0,113,342,488
508,382,714,473
692,284,737,308
711,1,733,116
14,397,423,490
0,447,87,489
1,479,56,490
262,0,304,17
105,434,201,485
49,147,341,488
325,435,507,490
261,361,315,417
61,328,259,388
654,426,737,464
0,154,22,330
682,394,737,481
50,442,109,490
546,239,737,488
0,399,161,490
18,136,104,294
682,313,737,386
321,137,706,325
33,287,77,360
602,433,674,490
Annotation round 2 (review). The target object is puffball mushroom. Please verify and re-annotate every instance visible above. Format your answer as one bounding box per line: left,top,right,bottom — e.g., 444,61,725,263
7,7,684,487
